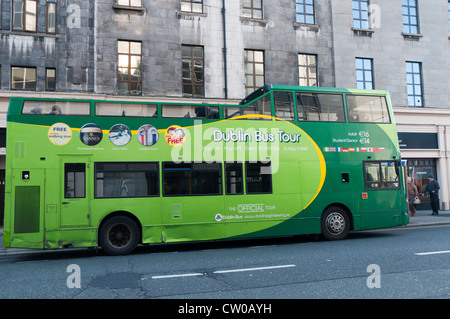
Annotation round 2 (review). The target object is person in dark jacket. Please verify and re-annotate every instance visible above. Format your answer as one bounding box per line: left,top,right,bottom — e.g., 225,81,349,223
423,174,440,215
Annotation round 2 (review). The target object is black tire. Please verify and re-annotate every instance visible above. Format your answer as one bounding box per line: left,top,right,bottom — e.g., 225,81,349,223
99,216,140,256
321,206,350,241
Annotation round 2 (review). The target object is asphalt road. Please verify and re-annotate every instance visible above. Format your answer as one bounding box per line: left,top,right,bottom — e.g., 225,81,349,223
0,225,449,302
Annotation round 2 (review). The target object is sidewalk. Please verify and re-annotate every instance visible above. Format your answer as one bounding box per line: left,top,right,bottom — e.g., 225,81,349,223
405,209,450,227
1,210,449,255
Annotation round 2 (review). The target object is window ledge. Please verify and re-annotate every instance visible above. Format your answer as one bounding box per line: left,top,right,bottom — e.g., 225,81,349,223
176,10,207,19
402,32,423,39
0,30,60,39
352,28,374,36
240,17,268,27
293,23,319,32
113,4,146,14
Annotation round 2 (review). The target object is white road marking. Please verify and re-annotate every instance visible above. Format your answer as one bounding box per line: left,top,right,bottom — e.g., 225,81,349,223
151,264,296,279
151,273,204,279
415,250,450,256
213,264,296,274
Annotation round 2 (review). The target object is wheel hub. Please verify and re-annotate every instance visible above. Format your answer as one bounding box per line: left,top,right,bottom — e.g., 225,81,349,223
326,212,345,234
108,224,131,247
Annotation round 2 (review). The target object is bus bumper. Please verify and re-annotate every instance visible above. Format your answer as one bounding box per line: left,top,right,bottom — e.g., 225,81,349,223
402,211,409,226
3,231,10,248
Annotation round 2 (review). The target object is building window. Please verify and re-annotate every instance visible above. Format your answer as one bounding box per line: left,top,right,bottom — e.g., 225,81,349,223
12,0,37,32
353,0,369,29
407,159,437,206
448,1,450,30
298,53,318,87
406,61,423,107
11,67,36,90
182,45,204,97
0,0,2,30
47,0,56,34
46,68,56,91
181,0,203,13
296,0,315,24
117,0,142,7
117,40,142,95
243,0,263,19
355,58,374,90
244,49,264,96
402,0,419,34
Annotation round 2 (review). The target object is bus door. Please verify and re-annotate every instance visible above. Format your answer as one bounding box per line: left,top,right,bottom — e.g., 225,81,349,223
59,156,91,227
360,160,403,228
10,168,46,248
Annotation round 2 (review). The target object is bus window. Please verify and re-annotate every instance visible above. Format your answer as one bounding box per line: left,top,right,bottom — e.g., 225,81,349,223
163,162,222,196
223,106,243,119
364,161,399,190
273,91,295,121
224,94,271,120
296,93,345,122
162,105,219,119
225,163,244,195
346,95,390,123
380,161,399,189
95,162,159,198
65,163,86,198
23,101,90,116
96,103,157,117
246,162,272,194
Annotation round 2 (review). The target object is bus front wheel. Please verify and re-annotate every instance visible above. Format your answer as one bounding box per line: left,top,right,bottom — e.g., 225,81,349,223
321,207,350,241
99,216,140,256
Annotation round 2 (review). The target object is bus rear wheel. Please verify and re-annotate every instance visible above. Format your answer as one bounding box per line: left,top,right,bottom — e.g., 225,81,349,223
321,207,350,241
99,216,140,256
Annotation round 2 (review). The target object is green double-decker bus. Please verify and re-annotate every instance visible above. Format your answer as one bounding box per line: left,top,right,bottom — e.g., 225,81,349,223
3,85,408,255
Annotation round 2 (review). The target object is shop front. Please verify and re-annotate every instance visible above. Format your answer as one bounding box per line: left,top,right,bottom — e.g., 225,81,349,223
406,158,436,210
395,107,450,212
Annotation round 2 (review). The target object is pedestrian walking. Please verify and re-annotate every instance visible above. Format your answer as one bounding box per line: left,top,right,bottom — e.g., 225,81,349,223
407,177,418,217
422,174,440,215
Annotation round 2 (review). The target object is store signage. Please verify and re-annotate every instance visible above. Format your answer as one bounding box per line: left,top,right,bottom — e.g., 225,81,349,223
398,132,438,149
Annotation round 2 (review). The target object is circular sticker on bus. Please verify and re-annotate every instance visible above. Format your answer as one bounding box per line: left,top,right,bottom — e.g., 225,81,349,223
109,124,131,146
165,125,186,147
48,123,72,146
137,124,159,146
80,123,103,146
